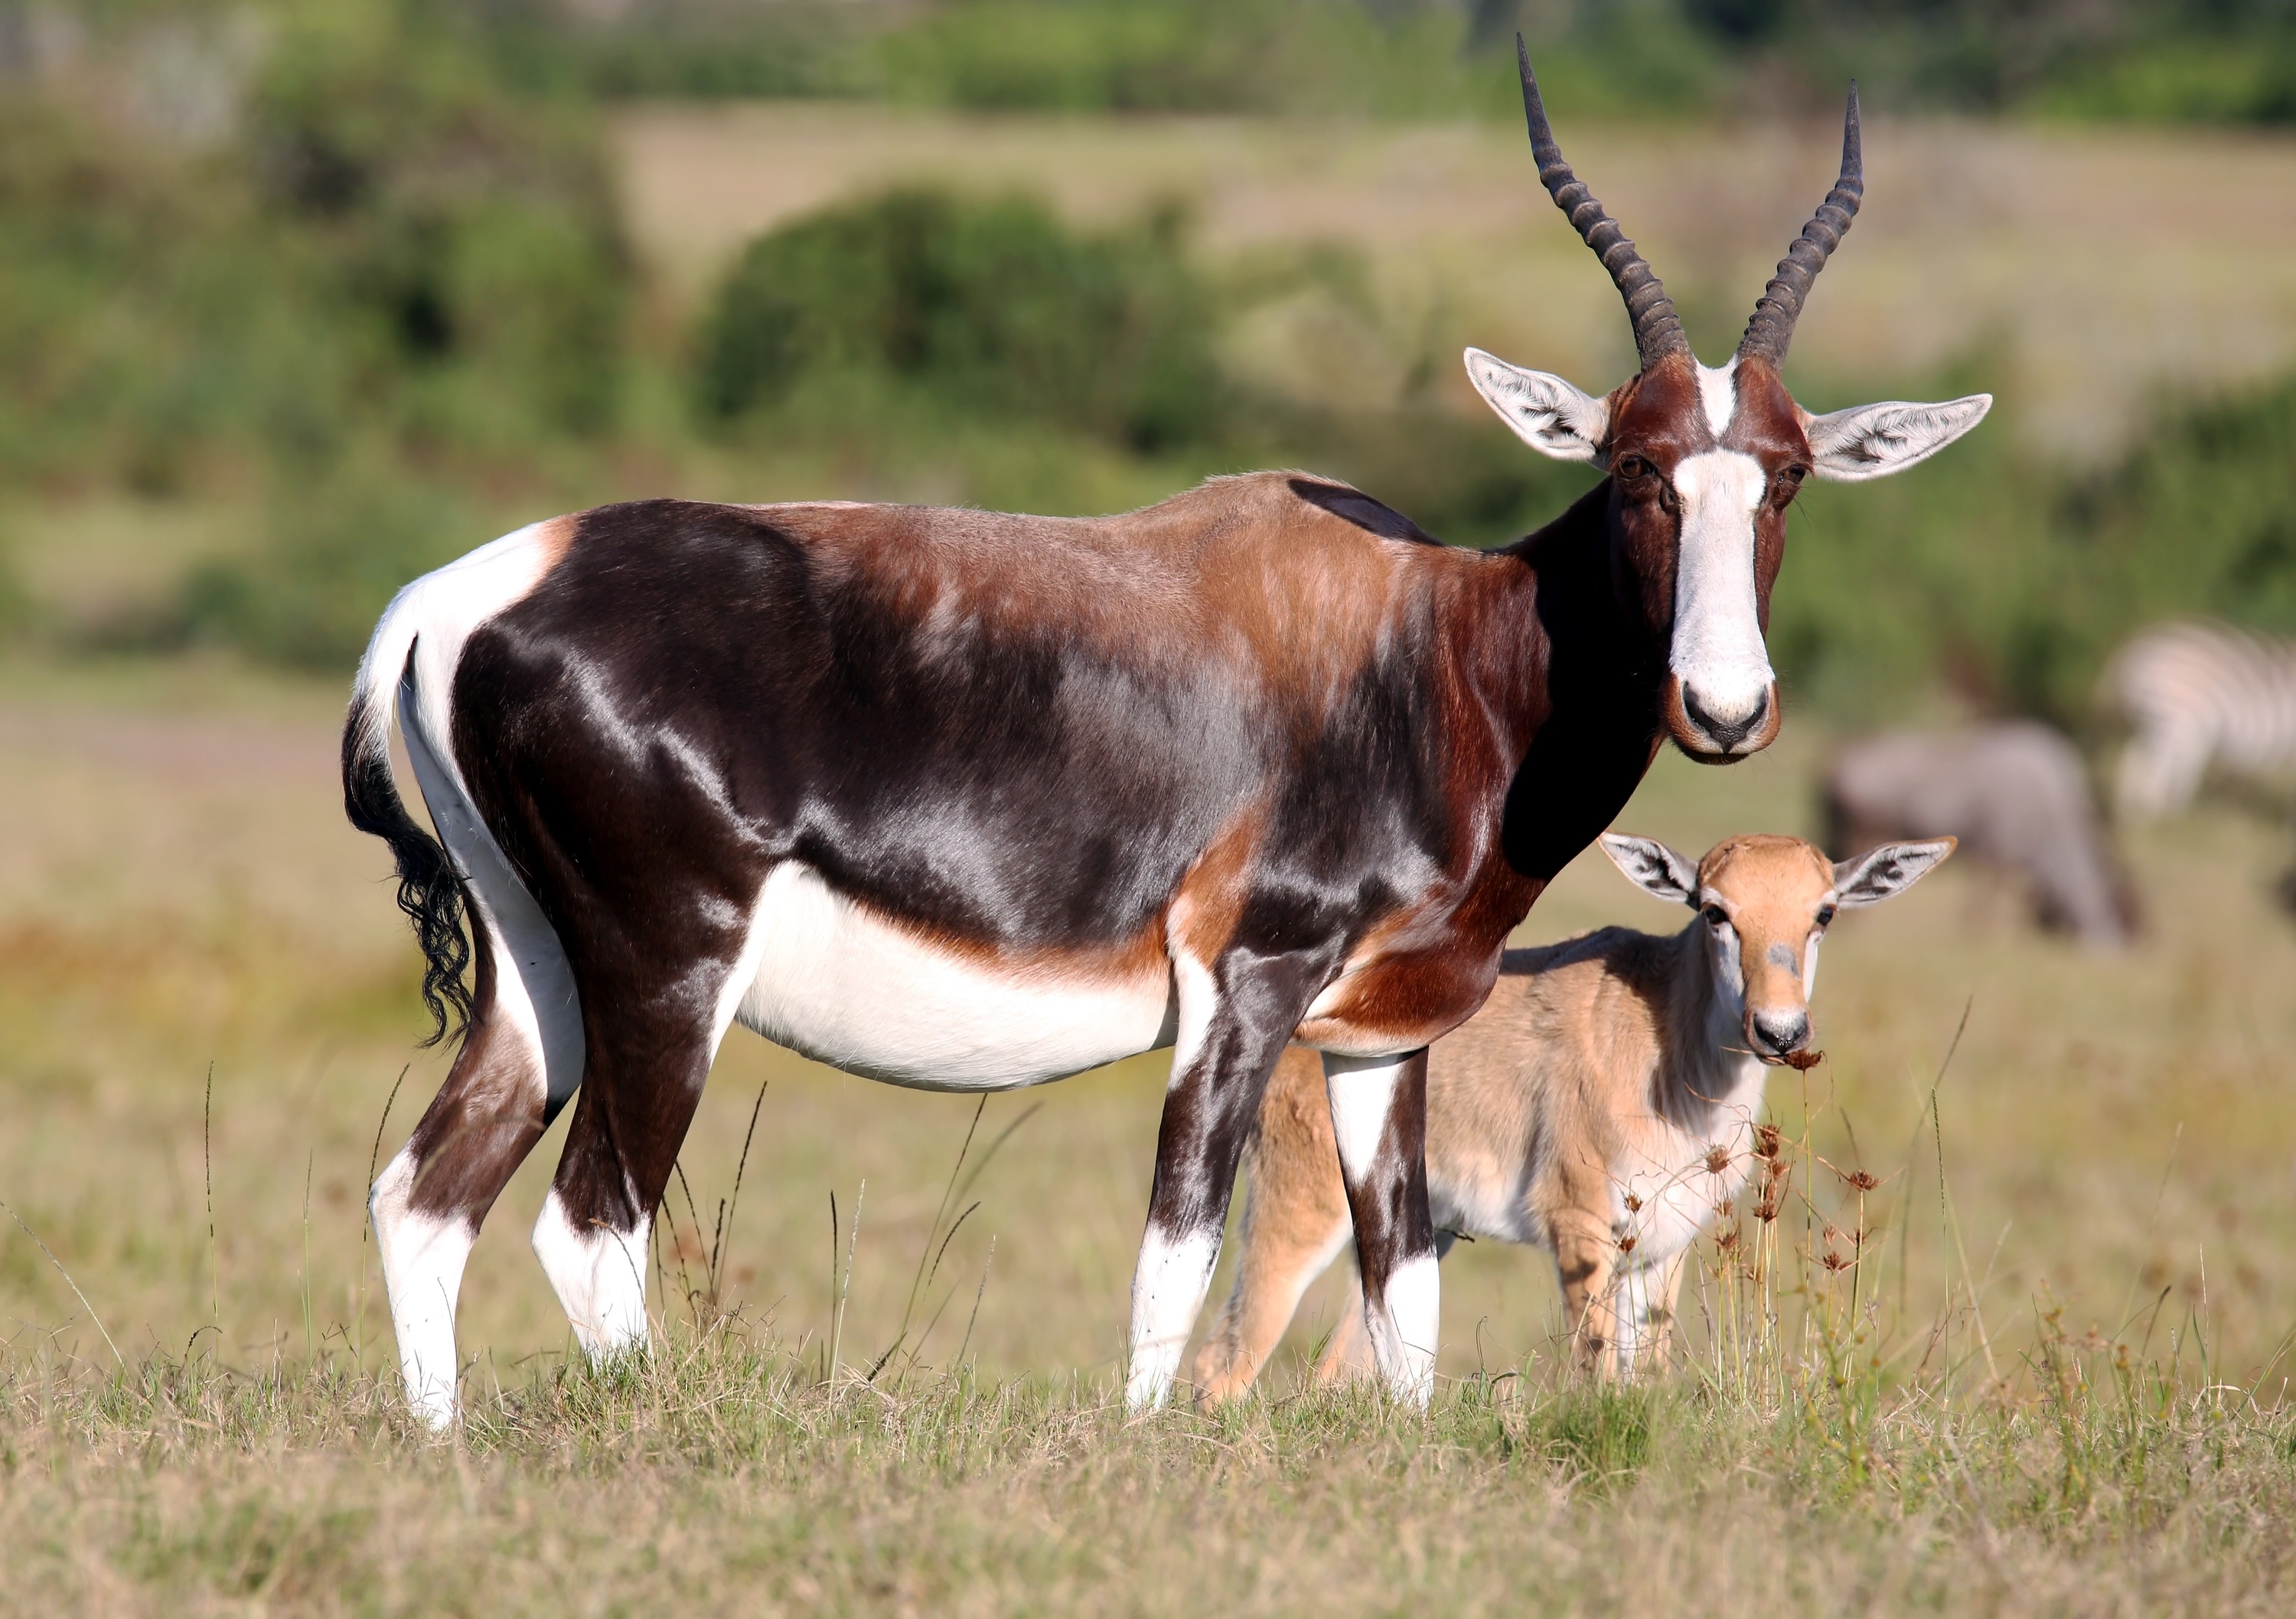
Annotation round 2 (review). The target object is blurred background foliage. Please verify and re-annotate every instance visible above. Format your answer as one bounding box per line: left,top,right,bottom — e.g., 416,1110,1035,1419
0,0,2288,726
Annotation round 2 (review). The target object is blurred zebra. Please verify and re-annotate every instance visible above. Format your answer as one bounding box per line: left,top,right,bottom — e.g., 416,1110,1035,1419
2105,621,2296,820
1825,721,2135,948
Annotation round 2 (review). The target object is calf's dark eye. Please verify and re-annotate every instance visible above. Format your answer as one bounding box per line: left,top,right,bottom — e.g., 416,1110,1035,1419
1815,905,1837,929
1615,455,1655,481
1701,904,1729,929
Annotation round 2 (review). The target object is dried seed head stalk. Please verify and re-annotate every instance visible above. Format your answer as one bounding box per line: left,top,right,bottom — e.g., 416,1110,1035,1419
1781,1047,1825,1072
1704,1144,1732,1177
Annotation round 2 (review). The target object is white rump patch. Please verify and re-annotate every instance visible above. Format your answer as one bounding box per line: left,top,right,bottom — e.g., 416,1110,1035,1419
732,863,1174,1091
400,712,585,1114
532,1188,651,1358
1668,449,1776,725
1126,1226,1221,1412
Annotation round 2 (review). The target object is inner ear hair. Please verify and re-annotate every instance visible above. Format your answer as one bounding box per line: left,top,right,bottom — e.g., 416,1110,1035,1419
1833,837,1957,906
1598,832,1701,905
1805,396,1993,484
1463,348,1612,464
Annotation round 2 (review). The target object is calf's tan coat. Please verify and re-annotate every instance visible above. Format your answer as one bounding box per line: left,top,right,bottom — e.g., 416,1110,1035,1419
1193,831,1952,1398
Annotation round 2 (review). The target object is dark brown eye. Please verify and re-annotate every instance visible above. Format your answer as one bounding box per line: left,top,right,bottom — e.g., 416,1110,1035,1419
1615,455,1655,482
1775,465,1808,499
1701,904,1729,929
1815,905,1836,929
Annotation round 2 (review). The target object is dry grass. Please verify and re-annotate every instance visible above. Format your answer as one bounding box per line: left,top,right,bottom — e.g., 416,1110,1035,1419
3,655,2296,1611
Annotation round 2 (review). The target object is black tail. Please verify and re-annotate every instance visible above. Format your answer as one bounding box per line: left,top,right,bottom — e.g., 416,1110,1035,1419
342,656,474,1047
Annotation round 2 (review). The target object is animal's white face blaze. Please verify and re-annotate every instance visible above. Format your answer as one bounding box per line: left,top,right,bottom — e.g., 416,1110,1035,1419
1667,449,1776,744
1696,357,1740,438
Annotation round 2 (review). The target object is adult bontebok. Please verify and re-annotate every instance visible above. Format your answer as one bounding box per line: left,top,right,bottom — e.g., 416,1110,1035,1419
344,41,1989,1425
1194,833,1954,1397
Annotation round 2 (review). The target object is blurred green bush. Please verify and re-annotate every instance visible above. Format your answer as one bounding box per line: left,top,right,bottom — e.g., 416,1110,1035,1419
0,0,2291,716
474,0,2296,125
697,189,1222,454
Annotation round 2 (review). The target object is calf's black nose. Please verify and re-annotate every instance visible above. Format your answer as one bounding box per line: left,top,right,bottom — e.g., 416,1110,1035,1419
1750,1010,1810,1057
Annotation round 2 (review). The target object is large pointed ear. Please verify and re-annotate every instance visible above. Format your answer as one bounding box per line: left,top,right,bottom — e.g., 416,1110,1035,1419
1804,395,1991,482
1831,838,1956,907
1465,348,1610,465
1599,833,1701,907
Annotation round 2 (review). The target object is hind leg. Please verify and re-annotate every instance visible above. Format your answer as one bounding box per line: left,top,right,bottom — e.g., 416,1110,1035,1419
374,730,583,1425
528,895,762,1360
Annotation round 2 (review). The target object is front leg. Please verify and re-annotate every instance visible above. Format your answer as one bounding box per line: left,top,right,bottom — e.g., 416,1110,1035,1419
1551,1212,1622,1373
1125,948,1319,1412
1322,1049,1440,1405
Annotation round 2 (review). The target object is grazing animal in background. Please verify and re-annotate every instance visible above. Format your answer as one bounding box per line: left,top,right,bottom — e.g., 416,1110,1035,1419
1193,832,1953,1396
1824,722,2132,947
2105,620,2296,821
341,41,1991,1426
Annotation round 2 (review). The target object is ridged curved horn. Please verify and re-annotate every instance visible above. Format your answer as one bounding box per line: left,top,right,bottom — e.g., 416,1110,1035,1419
1738,84,1863,367
1515,34,1687,368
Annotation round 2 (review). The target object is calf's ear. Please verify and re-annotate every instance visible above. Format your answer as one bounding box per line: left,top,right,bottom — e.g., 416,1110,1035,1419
1832,838,1957,907
1465,348,1611,464
1599,834,1701,907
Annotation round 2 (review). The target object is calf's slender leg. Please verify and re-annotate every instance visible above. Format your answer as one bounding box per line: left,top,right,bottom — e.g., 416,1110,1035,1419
1322,1047,1439,1405
1126,951,1318,1412
1550,1211,1622,1373
1192,1048,1353,1402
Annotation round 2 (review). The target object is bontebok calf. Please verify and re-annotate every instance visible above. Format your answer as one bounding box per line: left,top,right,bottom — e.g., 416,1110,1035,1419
1193,832,1952,1396
345,41,1988,1425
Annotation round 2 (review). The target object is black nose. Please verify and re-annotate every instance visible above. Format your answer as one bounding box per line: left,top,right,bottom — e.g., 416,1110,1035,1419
1681,686,1768,752
1750,1010,1809,1057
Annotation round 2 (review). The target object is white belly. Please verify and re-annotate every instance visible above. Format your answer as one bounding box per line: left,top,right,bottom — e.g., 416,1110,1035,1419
729,863,1176,1091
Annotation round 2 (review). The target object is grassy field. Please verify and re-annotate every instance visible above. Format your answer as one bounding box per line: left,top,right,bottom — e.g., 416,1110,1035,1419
2,654,2295,1611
